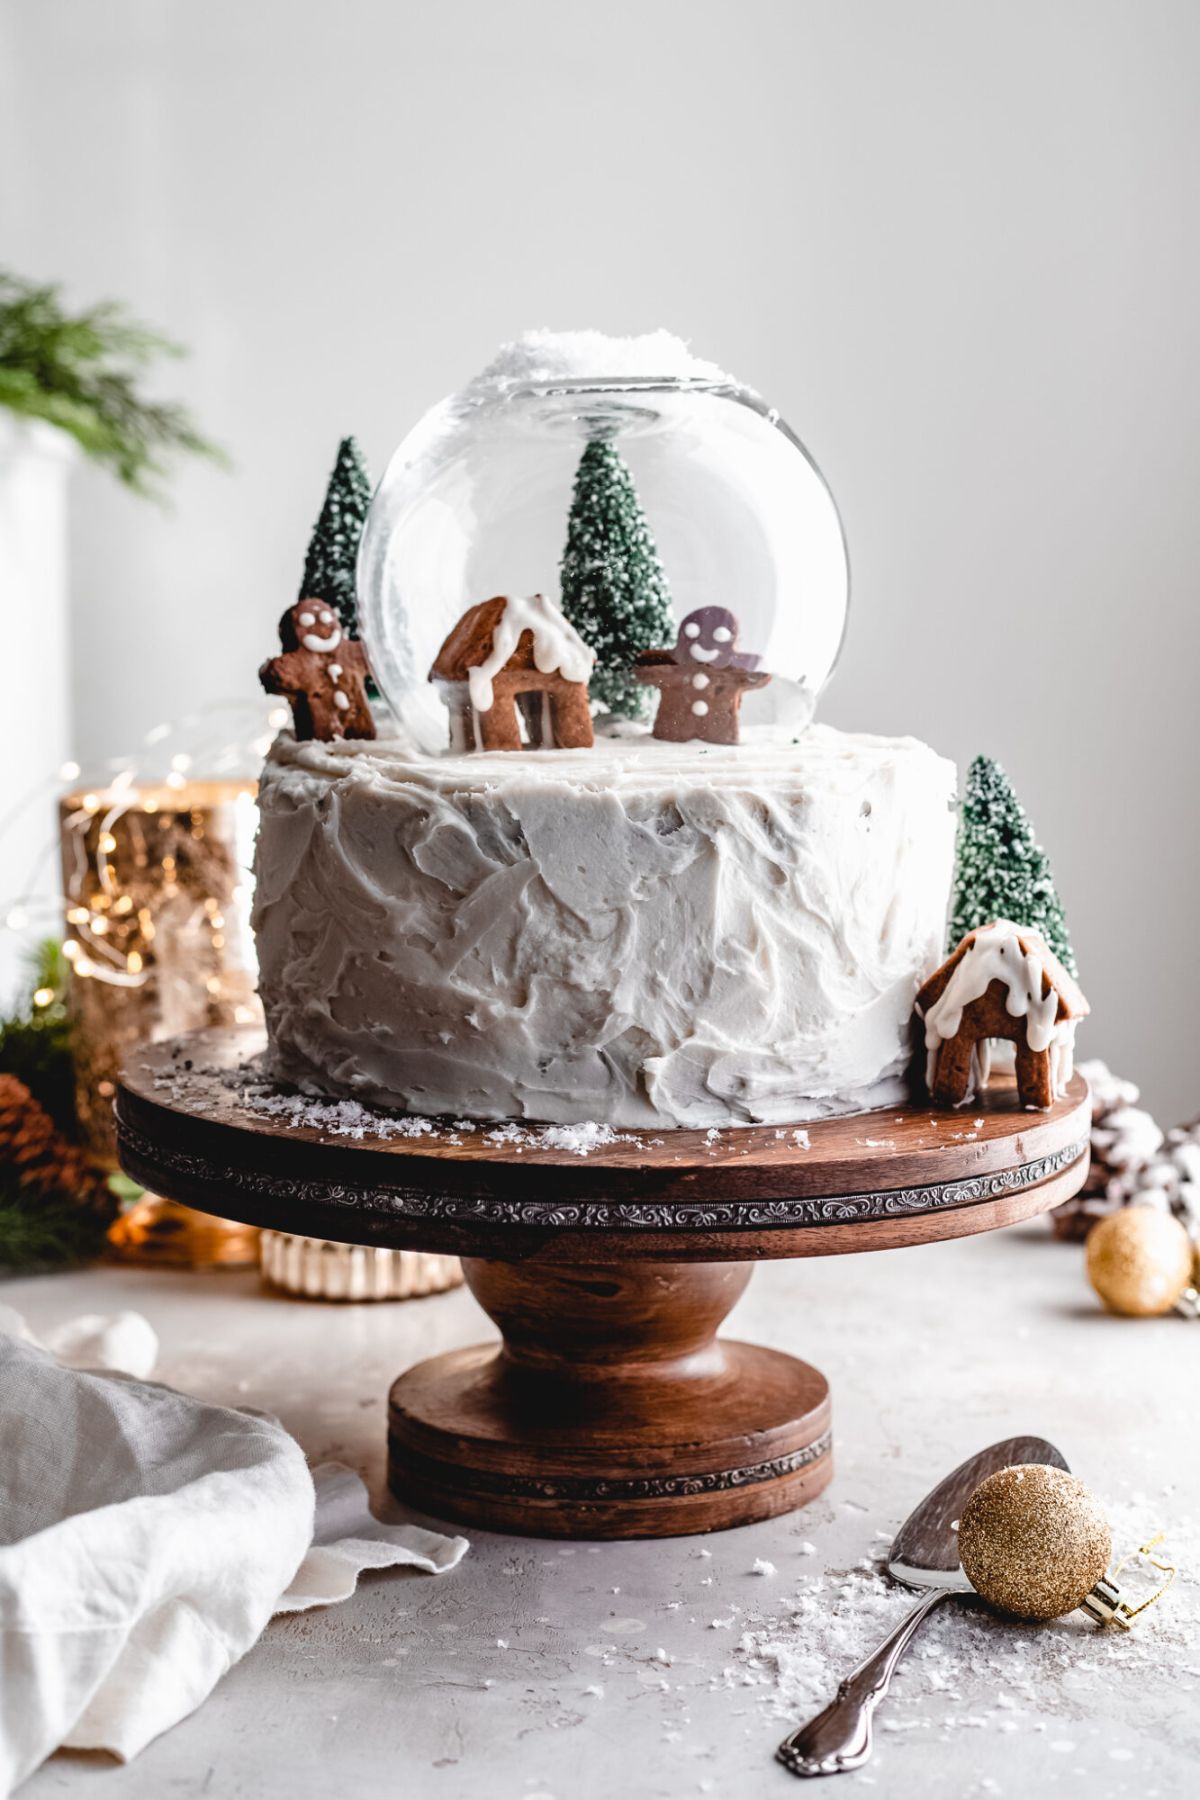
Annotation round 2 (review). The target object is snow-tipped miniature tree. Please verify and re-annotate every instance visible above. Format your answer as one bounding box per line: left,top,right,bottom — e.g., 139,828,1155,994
299,436,372,639
949,755,1077,975
559,438,674,718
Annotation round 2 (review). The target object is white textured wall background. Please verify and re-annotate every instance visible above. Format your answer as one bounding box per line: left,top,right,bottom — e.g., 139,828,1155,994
1,0,1197,1120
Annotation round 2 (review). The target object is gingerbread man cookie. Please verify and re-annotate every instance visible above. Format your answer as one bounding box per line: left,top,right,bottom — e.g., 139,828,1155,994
634,607,770,744
260,601,376,741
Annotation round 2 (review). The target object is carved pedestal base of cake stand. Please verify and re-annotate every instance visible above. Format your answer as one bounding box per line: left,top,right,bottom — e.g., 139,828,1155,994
115,1031,1090,1540
389,1257,831,1535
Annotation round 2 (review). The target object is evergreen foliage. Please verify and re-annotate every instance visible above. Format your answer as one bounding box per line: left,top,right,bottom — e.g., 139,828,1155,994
299,436,373,639
0,1182,112,1273
0,270,223,496
0,941,117,1272
559,438,675,718
949,756,1077,975
0,939,75,1135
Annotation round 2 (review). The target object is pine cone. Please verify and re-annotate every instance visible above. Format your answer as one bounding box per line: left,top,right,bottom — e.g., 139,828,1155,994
1049,1060,1163,1241
0,1073,115,1221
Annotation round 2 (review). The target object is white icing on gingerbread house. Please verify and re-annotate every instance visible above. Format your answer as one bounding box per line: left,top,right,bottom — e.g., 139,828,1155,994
916,920,1089,1111
429,594,595,753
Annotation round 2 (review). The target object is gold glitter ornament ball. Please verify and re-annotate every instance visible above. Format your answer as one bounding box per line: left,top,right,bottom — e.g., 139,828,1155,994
1086,1205,1194,1317
958,1465,1111,1622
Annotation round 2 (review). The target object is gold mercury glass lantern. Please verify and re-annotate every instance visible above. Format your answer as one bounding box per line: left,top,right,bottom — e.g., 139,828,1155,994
59,748,264,1266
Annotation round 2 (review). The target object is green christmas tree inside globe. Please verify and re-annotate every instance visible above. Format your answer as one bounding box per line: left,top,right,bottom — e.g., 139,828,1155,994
949,755,1077,975
299,436,373,639
559,438,675,719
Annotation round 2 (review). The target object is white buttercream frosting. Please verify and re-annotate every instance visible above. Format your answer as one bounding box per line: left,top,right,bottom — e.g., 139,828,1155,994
252,725,956,1128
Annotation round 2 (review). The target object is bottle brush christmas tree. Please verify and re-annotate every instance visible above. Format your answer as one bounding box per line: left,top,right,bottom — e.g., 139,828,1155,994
949,755,1077,975
559,437,675,718
299,436,373,640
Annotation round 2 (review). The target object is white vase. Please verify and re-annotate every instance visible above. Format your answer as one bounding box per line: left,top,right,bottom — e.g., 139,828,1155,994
0,415,75,999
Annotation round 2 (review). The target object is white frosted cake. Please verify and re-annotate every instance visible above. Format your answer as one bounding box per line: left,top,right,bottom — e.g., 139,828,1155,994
253,726,955,1129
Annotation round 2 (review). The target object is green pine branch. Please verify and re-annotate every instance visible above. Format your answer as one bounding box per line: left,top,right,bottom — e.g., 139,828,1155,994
0,271,225,498
0,1177,111,1273
0,939,120,1271
0,938,76,1136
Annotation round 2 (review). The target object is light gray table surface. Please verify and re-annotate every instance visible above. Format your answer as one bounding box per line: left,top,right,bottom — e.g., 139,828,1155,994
3,1220,1196,1800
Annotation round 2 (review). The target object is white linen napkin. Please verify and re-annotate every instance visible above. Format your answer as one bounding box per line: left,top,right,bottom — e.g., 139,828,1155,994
0,1319,468,1797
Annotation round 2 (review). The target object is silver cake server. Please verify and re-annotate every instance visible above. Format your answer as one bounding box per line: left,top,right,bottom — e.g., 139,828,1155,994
776,1435,1069,1778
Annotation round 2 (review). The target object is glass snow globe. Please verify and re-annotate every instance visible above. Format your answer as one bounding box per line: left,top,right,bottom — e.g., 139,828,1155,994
358,332,849,755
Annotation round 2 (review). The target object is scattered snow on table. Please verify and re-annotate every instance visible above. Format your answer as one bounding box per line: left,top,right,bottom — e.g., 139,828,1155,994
723,1495,1198,1743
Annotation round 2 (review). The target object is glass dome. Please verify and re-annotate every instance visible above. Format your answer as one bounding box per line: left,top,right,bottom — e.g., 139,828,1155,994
358,370,849,755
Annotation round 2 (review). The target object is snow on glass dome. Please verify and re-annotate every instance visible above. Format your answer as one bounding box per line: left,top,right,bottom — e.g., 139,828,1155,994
357,330,849,755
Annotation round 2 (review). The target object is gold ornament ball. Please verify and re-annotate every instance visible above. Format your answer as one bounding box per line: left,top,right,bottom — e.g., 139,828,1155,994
1086,1205,1194,1317
958,1464,1111,1622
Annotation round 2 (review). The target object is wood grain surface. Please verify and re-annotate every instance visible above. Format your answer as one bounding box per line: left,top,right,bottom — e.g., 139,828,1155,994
387,1258,833,1538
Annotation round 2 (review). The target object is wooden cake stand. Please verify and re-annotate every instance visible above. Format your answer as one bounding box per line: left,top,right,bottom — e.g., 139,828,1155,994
115,1030,1090,1540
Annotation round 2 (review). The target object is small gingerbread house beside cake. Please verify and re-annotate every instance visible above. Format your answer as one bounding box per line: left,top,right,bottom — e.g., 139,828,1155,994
916,920,1089,1111
429,594,595,752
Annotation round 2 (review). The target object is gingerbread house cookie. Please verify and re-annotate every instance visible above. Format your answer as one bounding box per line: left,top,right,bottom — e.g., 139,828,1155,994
916,920,1089,1111
260,600,375,741
634,607,770,744
429,595,595,752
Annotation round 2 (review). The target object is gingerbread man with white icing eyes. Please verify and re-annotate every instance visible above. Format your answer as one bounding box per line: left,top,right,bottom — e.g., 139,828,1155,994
259,601,376,741
634,606,770,745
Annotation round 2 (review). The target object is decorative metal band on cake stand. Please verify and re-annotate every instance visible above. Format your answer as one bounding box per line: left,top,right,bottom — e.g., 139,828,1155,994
389,1428,834,1504
115,1118,1086,1233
